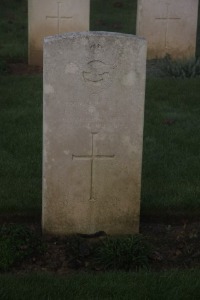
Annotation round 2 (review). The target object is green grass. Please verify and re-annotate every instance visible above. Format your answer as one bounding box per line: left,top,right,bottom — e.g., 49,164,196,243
0,1,200,216
0,0,27,63
0,76,200,216
94,234,151,271
142,78,200,218
0,270,200,299
0,75,42,213
0,1,200,295
0,224,45,271
90,0,137,34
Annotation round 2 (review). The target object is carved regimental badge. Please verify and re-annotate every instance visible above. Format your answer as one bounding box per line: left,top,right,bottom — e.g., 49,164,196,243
82,41,121,88
83,60,111,84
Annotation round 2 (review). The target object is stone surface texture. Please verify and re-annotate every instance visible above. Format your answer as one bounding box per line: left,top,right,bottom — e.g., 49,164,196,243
43,32,147,235
137,0,199,59
28,0,90,66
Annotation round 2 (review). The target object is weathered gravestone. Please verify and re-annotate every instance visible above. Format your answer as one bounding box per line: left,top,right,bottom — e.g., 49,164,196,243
43,32,147,235
28,0,90,66
137,0,199,59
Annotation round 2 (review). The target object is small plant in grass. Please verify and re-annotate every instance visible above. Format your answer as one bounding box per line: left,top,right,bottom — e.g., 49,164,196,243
0,224,45,271
161,54,200,78
95,234,152,271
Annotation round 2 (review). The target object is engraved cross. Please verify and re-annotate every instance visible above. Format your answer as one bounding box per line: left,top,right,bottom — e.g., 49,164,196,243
46,2,73,34
155,2,181,49
72,133,115,202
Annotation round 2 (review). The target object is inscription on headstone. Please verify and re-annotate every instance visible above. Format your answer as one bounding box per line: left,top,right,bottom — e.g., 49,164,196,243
46,2,73,34
155,2,181,50
72,132,115,202
43,32,147,235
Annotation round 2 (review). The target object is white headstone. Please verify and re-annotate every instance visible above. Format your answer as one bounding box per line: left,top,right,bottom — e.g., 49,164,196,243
28,0,90,66
137,0,199,59
43,32,147,235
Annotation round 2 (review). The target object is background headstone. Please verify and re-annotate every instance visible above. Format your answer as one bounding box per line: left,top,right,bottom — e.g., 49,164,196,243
137,0,199,59
28,0,90,66
43,32,147,235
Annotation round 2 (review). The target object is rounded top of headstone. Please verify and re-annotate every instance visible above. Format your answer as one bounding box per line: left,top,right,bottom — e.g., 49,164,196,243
44,31,146,45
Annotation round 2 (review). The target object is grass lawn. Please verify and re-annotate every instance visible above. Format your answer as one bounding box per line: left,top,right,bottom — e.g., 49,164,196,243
1,270,200,299
0,0,200,217
0,0,200,296
1,75,200,217
90,0,137,34
0,0,27,63
142,78,200,218
0,75,42,213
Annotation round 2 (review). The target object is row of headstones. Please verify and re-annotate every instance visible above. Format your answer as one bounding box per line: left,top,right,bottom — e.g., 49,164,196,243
29,0,199,66
42,0,198,236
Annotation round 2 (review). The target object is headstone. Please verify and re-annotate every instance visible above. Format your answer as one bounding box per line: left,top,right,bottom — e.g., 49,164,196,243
28,0,90,66
43,32,147,235
137,0,199,59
